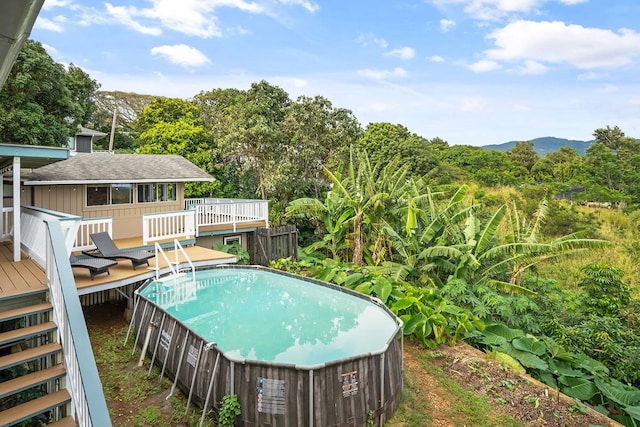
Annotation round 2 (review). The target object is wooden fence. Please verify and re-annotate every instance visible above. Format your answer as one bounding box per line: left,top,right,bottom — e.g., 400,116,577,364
251,225,298,266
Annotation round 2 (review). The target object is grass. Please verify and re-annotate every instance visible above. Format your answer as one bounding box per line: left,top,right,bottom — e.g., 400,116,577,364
87,316,214,427
417,353,524,427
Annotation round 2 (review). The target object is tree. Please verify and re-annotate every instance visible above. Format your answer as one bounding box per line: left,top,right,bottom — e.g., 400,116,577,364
509,141,538,174
593,125,626,151
0,40,82,146
136,97,216,197
225,80,292,200
283,95,362,198
64,64,101,126
357,122,438,177
91,91,158,151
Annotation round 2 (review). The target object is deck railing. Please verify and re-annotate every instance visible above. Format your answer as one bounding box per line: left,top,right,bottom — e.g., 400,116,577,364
45,218,112,427
74,217,113,252
1,206,13,240
20,206,80,268
17,207,111,425
142,210,195,245
192,200,269,234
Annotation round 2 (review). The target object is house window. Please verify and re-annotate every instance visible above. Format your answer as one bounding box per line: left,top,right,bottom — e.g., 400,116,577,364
223,235,242,246
137,183,177,203
86,184,133,206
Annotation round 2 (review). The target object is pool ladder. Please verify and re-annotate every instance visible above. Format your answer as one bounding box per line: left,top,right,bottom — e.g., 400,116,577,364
153,239,195,281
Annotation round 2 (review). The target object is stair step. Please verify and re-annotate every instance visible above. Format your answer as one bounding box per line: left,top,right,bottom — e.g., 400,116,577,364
0,321,57,347
0,389,71,427
47,417,78,427
0,343,62,371
46,415,77,427
0,364,66,400
0,303,53,323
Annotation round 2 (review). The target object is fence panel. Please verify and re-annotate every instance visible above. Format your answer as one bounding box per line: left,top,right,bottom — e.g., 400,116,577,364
252,225,298,266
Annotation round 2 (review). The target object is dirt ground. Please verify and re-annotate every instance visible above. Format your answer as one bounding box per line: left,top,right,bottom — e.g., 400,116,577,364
399,339,616,427
84,302,616,427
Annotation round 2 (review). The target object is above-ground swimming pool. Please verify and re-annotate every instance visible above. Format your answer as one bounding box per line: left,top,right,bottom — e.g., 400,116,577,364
132,266,403,427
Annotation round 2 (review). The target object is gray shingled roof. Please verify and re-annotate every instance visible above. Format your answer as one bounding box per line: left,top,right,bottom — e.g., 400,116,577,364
23,152,214,185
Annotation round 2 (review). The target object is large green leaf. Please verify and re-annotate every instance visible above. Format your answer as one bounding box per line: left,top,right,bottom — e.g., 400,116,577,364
548,359,583,378
542,337,576,362
392,297,420,312
343,272,365,287
574,353,610,376
512,336,546,356
483,323,524,341
560,376,597,401
505,348,549,371
372,278,392,304
538,372,557,389
623,405,640,422
479,333,507,346
594,376,640,407
403,313,426,335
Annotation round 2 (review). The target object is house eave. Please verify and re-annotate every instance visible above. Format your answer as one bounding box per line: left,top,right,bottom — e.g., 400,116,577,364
23,177,215,186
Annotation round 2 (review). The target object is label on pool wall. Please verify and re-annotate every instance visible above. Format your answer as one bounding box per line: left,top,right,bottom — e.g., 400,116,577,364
256,377,285,414
341,371,359,397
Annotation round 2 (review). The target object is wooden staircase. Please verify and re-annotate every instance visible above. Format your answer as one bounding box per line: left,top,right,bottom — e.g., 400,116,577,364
0,292,76,426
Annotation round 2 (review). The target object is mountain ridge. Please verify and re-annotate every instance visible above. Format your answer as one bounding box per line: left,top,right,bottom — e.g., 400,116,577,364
481,136,593,155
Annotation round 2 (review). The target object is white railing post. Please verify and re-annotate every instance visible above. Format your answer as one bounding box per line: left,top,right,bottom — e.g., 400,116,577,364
185,198,270,234
143,210,196,244
73,217,113,252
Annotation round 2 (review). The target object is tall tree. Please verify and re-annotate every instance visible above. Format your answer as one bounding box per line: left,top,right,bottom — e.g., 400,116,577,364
225,80,292,199
509,141,538,174
357,122,437,177
64,64,101,126
91,91,158,151
283,95,362,198
136,97,215,197
0,40,82,146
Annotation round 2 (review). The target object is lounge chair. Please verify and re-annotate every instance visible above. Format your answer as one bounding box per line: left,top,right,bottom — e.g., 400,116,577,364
69,253,117,280
83,232,155,270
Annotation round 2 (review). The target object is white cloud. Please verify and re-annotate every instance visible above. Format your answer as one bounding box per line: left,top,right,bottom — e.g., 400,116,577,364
103,0,274,38
517,60,548,74
40,44,58,56
428,0,583,21
486,20,640,69
356,33,388,49
468,59,501,72
42,0,73,10
277,0,320,13
385,47,416,60
356,67,407,80
440,18,456,32
577,71,606,80
150,44,211,67
35,16,66,32
429,55,445,62
105,3,162,36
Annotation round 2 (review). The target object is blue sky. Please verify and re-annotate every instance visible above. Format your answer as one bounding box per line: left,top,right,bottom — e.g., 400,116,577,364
32,0,640,146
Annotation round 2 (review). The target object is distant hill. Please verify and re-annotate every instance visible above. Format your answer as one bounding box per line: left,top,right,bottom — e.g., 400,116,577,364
482,137,593,155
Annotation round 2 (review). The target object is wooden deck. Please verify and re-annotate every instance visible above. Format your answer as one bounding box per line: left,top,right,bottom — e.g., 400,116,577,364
0,241,47,298
0,239,236,298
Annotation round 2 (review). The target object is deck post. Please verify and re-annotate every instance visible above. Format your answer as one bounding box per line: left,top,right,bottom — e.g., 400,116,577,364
12,156,20,261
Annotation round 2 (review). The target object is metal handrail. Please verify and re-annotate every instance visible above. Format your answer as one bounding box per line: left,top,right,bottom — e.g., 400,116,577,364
45,218,112,427
153,239,195,281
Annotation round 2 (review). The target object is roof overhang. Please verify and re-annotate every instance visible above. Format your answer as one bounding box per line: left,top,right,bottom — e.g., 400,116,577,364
0,0,45,90
24,178,215,186
0,143,70,175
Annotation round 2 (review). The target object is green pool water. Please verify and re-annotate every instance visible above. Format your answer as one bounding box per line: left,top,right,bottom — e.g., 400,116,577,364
139,268,399,366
